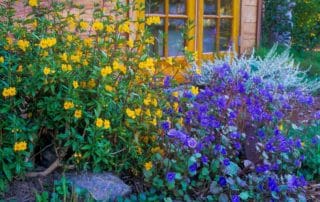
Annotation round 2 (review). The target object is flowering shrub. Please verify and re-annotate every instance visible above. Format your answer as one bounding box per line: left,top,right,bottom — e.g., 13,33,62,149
145,57,319,200
0,0,168,190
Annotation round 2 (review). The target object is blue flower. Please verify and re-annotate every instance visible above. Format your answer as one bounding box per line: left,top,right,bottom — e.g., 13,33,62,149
166,172,176,182
231,195,240,202
189,163,197,173
223,158,230,166
268,177,279,192
161,121,170,131
163,76,172,87
218,176,227,187
187,138,197,149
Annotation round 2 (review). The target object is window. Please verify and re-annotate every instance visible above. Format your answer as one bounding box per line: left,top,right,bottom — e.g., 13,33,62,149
145,0,239,60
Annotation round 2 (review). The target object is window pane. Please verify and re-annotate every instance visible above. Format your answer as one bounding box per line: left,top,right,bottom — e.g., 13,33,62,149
145,0,164,14
221,0,232,15
169,0,186,15
203,19,217,53
204,0,217,15
220,19,232,51
148,18,164,56
168,19,185,56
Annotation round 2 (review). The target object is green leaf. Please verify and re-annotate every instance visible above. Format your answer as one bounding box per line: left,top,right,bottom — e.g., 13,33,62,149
2,163,12,180
239,191,249,200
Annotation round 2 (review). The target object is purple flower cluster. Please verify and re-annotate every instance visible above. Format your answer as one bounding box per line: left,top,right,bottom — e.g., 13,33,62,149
167,129,198,149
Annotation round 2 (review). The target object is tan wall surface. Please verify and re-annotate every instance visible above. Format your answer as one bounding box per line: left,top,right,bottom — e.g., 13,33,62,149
240,0,259,54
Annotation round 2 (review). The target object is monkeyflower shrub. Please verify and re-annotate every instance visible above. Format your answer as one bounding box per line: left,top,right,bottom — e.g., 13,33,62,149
144,58,319,201
0,0,172,191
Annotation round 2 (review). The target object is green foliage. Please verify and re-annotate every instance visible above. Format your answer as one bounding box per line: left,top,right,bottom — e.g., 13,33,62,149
0,0,177,192
292,0,320,50
288,121,320,181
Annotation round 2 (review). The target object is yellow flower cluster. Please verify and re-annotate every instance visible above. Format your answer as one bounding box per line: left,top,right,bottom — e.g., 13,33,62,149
79,21,89,30
2,87,17,98
17,40,30,51
101,66,112,77
39,37,57,49
95,118,111,129
64,101,74,110
190,86,199,95
92,20,103,31
118,21,130,33
43,67,51,75
73,81,79,89
28,0,38,7
74,110,82,118
106,25,115,33
139,58,155,69
60,53,68,62
14,141,27,152
126,108,136,119
61,64,72,71
146,16,161,25
0,56,4,63
112,61,126,74
143,94,157,107
104,85,113,92
144,161,153,171
127,39,134,48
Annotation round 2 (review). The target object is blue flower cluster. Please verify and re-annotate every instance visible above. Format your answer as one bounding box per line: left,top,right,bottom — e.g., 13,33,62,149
159,62,318,200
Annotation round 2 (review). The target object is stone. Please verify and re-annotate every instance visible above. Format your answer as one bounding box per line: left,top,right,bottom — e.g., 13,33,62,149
67,172,131,201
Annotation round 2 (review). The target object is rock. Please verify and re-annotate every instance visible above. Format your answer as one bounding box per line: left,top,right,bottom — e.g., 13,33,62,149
67,172,131,201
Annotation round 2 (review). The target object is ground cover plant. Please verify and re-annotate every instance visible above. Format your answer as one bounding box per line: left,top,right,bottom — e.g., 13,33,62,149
143,53,320,201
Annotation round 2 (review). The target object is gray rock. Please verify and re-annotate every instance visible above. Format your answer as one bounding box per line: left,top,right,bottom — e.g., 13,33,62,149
67,172,131,201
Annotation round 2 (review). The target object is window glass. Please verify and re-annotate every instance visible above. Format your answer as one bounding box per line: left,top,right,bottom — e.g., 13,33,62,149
204,0,217,15
145,0,164,14
203,19,217,53
221,0,232,15
168,19,186,56
219,19,232,51
148,19,165,56
169,0,186,15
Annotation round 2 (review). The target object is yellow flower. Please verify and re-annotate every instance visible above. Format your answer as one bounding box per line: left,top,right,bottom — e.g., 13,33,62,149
31,20,38,28
80,21,89,30
74,110,82,118
127,39,134,48
178,117,184,126
66,35,73,42
155,109,162,118
70,54,81,63
104,120,111,129
43,67,51,75
14,141,27,152
144,161,153,171
112,61,126,74
0,56,4,63
83,38,93,47
195,67,201,75
126,108,136,119
145,37,155,45
92,20,103,31
145,109,151,117
63,101,74,110
87,79,96,89
39,37,57,49
2,87,16,98
28,0,38,7
279,123,284,131
146,16,161,25
151,118,157,126
118,21,130,33
166,57,173,65
95,118,104,128
17,40,30,51
61,64,72,71
73,81,79,89
104,85,113,92
101,66,112,77
152,99,158,107
173,102,179,112
106,25,115,33
172,91,179,98
60,53,68,62
134,108,141,116
190,86,199,96
17,65,23,72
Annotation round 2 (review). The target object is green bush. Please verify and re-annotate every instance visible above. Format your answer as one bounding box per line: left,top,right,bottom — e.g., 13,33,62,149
292,0,320,50
0,0,173,191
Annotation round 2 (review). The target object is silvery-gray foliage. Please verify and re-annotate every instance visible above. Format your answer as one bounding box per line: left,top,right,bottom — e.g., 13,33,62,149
188,46,320,93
